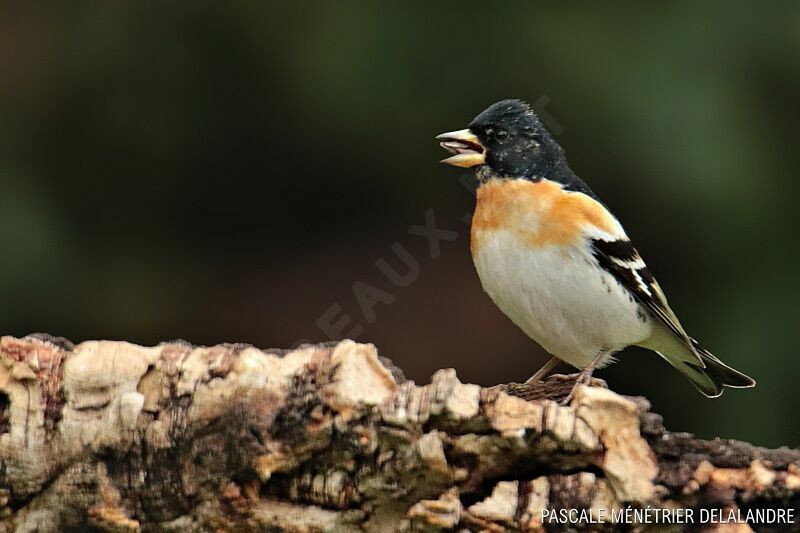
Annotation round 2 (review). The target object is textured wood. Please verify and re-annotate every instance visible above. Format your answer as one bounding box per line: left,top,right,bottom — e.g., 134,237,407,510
0,334,797,532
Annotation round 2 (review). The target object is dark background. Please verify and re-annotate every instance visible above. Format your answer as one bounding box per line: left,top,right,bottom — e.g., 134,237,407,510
1,3,798,446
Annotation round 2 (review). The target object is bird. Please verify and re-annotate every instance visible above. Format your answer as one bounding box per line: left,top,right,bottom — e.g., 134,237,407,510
437,99,755,398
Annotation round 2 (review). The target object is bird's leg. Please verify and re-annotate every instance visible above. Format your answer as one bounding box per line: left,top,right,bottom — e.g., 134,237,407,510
524,356,560,384
562,350,608,404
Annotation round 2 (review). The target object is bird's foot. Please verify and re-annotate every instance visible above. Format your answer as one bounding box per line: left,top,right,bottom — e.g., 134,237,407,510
561,385,581,406
504,373,607,403
554,372,606,406
547,373,607,387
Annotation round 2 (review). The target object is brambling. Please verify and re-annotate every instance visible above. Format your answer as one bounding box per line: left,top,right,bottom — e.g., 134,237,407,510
437,99,755,397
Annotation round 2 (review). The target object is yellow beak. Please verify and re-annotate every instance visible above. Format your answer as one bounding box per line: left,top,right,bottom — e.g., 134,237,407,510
436,129,485,168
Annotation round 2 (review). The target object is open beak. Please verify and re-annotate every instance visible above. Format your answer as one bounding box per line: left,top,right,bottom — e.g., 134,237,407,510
436,129,485,168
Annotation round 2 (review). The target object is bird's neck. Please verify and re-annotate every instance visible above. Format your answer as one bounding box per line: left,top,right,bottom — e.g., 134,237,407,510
475,159,599,201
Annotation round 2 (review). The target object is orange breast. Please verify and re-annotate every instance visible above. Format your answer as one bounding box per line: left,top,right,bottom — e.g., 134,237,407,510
470,179,617,255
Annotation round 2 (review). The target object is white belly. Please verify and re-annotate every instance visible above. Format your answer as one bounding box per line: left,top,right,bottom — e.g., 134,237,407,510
473,229,653,368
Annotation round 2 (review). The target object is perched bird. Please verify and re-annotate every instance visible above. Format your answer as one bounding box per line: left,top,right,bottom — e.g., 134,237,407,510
437,99,755,397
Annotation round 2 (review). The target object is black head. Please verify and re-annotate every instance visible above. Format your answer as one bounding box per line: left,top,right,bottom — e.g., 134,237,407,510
438,99,571,183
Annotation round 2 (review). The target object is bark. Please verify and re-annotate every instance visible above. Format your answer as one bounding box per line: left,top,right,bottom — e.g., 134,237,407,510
0,334,797,532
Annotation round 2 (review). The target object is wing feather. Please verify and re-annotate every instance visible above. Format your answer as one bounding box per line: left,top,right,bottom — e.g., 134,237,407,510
591,238,704,366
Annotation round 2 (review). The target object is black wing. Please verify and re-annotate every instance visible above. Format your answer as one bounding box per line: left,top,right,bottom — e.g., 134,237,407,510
591,238,701,362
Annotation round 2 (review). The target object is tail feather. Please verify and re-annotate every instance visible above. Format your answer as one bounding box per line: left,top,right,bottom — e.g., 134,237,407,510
640,326,755,397
690,340,756,390
657,340,755,398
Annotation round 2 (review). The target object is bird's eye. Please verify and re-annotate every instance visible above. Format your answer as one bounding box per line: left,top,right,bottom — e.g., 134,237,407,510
495,129,508,141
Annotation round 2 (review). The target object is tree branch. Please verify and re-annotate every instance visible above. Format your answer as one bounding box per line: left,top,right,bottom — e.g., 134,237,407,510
0,334,797,531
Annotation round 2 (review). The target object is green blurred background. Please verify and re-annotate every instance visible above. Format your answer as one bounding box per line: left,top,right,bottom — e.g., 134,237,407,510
1,3,798,446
